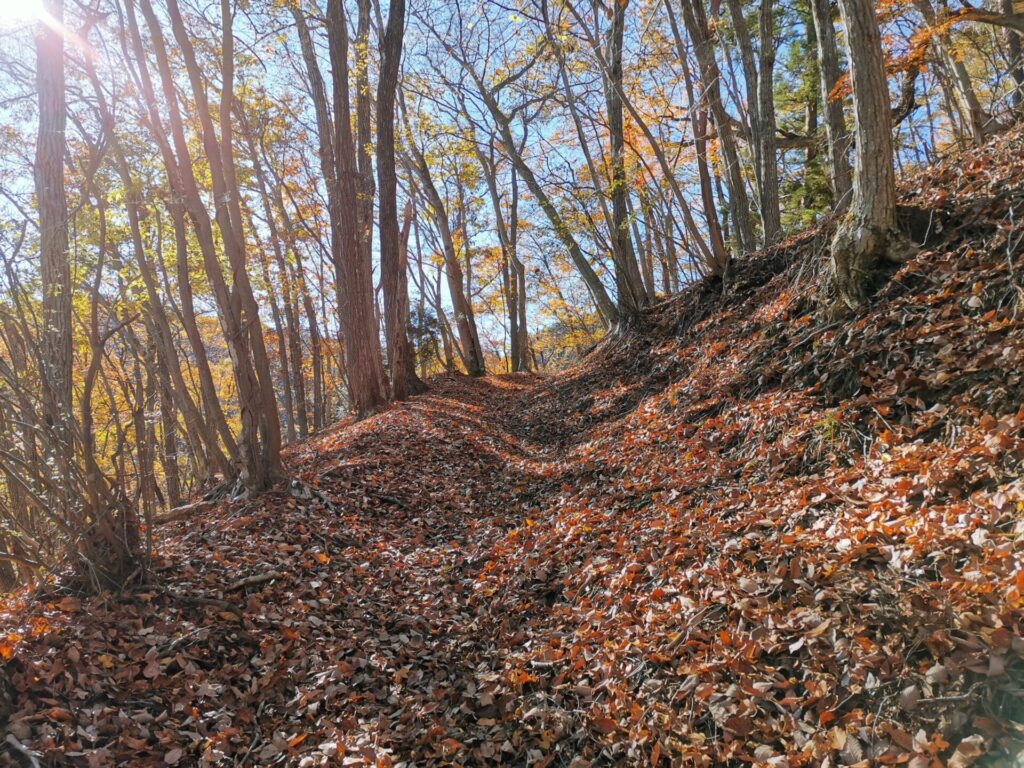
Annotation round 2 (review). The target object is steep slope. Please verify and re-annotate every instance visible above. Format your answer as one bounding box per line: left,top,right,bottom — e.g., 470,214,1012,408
2,129,1023,767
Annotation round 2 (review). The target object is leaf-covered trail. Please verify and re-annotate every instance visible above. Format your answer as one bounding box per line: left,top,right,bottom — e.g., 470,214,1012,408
4,126,1024,767
4,373,585,766
166,373,569,763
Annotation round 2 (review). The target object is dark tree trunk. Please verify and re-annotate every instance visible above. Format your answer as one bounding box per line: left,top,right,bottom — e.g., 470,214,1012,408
378,0,425,400
36,0,72,445
604,0,648,319
326,0,390,415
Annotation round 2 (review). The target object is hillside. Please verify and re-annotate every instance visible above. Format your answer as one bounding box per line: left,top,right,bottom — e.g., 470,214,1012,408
2,129,1024,767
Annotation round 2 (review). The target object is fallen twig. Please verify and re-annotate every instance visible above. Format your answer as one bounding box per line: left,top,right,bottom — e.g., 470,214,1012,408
5,734,41,768
153,500,214,526
228,571,285,591
159,588,242,618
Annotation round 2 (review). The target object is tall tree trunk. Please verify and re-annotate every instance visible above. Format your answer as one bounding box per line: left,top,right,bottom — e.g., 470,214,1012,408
148,0,284,492
725,0,778,244
254,219,297,443
157,348,183,509
915,0,987,144
557,0,718,275
665,0,728,269
678,0,758,255
120,0,237,463
830,0,907,307
36,0,72,451
756,0,781,243
810,0,853,210
604,0,649,320
801,16,821,214
408,149,487,375
467,127,528,371
213,0,284,485
355,0,376,272
326,0,390,414
38,0,140,584
377,0,425,399
238,119,308,439
1005,0,1024,114
292,4,348,422
437,35,619,326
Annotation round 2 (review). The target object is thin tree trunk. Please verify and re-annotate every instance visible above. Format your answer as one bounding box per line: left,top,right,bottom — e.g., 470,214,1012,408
144,0,283,492
406,142,488,375
39,0,140,584
1004,0,1024,113
756,0,781,243
678,0,757,255
810,0,853,210
36,0,72,449
915,0,987,144
377,0,425,399
665,0,729,268
604,0,648,320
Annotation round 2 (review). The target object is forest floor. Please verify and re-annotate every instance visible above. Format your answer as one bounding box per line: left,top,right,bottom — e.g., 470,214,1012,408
3,129,1024,767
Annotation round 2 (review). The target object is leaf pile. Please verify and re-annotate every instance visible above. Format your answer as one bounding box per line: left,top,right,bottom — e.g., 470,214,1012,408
2,128,1024,766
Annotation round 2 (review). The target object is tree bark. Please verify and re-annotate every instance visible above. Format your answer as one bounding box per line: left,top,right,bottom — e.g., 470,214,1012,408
725,0,781,244
407,147,488,375
604,0,649,319
1003,0,1024,113
377,0,425,399
830,0,906,307
756,0,781,243
36,0,72,446
915,0,987,145
146,0,284,492
810,0,853,209
355,0,376,273
326,0,390,414
664,0,729,270
678,0,757,255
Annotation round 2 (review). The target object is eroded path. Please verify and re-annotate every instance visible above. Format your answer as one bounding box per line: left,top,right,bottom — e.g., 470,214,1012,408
167,374,573,764
6,127,1024,766
6,373,580,766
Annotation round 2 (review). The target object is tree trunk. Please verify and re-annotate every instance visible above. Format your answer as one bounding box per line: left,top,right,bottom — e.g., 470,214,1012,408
725,0,780,244
36,0,72,448
410,151,487,375
326,0,390,415
239,120,309,438
756,0,781,243
915,0,987,144
38,0,140,585
604,0,649,320
665,0,729,271
678,0,757,255
438,36,619,326
830,0,906,307
355,0,376,273
809,0,853,209
801,19,820,215
378,0,425,399
150,0,284,492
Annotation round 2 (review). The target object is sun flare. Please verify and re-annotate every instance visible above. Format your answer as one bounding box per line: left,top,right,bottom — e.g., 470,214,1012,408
0,0,44,26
